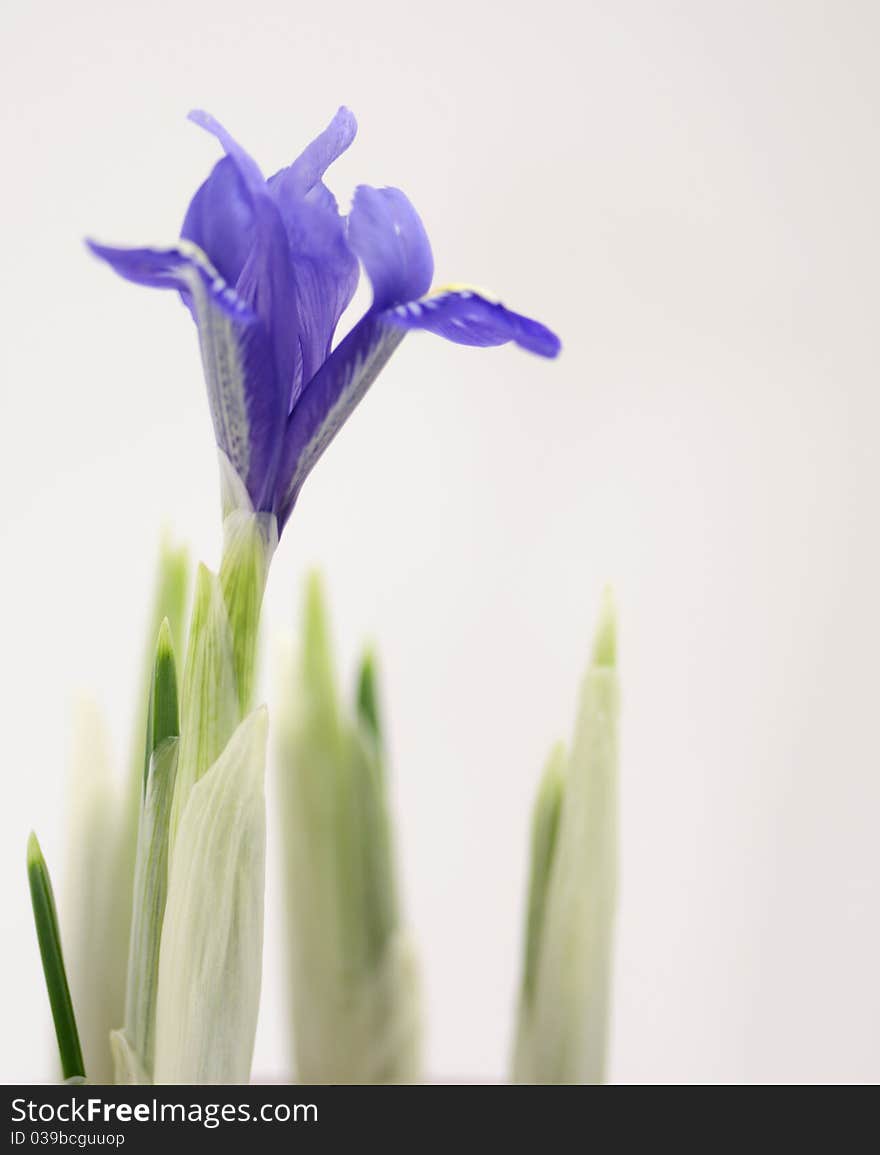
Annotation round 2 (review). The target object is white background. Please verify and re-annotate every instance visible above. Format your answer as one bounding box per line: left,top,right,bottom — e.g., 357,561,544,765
1,1,878,1084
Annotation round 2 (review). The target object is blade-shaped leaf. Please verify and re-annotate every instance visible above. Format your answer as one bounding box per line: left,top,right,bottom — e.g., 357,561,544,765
278,575,421,1084
512,589,619,1085
137,542,189,788
519,743,565,1005
122,736,179,1080
27,833,85,1082
62,699,126,1085
122,621,180,1079
355,649,382,747
142,619,180,794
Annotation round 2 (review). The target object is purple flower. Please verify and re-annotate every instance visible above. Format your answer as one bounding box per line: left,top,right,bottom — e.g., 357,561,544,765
89,109,560,531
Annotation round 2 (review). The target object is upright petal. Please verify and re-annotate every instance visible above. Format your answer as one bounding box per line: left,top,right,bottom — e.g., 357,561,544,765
273,106,357,200
188,112,298,431
388,288,561,358
182,157,255,287
87,240,282,509
278,194,359,403
187,110,266,195
348,186,434,310
267,109,360,403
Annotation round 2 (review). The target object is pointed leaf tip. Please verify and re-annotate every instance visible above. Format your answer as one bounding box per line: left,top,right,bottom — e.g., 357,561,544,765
591,587,617,669
305,569,326,621
144,617,180,792
27,833,86,1081
153,619,180,735
356,648,382,743
156,615,173,653
27,829,41,869
521,744,566,1004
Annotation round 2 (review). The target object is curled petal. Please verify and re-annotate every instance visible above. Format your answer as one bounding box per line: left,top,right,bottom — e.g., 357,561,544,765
87,240,282,510
87,240,247,312
187,110,266,195
348,186,434,310
275,291,559,525
273,106,357,200
389,289,561,358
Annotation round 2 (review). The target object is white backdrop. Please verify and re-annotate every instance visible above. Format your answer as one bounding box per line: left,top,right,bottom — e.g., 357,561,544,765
1,1,878,1084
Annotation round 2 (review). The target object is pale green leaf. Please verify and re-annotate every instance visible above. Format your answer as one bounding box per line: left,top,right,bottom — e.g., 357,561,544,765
153,708,268,1085
169,564,239,851
512,588,619,1085
218,509,276,714
278,575,420,1084
124,736,179,1078
520,742,566,1005
110,1029,150,1085
62,698,127,1085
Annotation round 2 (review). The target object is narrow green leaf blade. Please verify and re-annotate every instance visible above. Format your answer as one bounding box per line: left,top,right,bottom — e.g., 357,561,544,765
27,833,85,1082
520,742,566,1004
143,618,180,794
355,649,382,746
123,736,179,1079
136,540,189,791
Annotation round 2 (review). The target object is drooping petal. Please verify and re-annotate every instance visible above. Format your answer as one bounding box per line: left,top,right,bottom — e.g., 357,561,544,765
276,314,405,526
275,291,559,527
267,109,360,404
273,184,435,517
87,240,245,309
348,185,434,310
87,240,282,509
182,157,255,287
387,288,561,358
275,291,558,526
